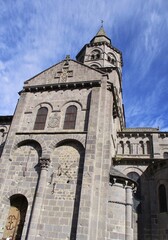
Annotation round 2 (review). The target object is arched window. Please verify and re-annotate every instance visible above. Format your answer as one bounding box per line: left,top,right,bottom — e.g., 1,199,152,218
146,141,151,154
159,184,167,213
3,194,28,240
34,107,48,130
139,141,145,154
63,105,77,129
107,53,117,65
90,50,101,60
118,141,124,154
163,152,168,159
90,64,100,69
125,141,131,154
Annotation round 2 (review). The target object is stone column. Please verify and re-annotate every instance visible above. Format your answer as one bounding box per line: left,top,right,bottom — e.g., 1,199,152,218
125,184,133,240
27,158,50,240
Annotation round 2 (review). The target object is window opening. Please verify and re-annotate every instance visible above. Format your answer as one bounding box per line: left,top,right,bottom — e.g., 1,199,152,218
146,141,151,154
118,141,124,154
3,194,28,240
126,141,131,154
139,141,145,154
63,105,77,129
159,184,167,213
90,50,101,60
34,107,48,130
163,152,168,159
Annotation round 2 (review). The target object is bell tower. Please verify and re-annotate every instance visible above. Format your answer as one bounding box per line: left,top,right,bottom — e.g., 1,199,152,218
76,26,123,71
76,26,125,131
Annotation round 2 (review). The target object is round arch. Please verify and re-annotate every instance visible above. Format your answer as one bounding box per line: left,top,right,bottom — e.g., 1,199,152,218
122,166,144,177
2,192,31,240
49,135,85,151
60,100,83,111
2,188,33,206
11,136,48,158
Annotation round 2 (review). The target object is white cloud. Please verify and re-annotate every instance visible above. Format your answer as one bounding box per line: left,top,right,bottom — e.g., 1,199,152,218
0,0,168,130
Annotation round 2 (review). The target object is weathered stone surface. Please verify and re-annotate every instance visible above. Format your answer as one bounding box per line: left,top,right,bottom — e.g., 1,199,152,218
0,27,168,240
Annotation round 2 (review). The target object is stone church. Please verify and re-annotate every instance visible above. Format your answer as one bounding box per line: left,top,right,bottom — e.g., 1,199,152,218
0,27,168,240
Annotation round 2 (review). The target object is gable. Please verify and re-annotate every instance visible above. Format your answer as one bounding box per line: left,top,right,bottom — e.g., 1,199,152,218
24,59,103,87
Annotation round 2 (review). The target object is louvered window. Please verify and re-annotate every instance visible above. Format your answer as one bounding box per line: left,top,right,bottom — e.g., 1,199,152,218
34,107,48,130
63,105,77,129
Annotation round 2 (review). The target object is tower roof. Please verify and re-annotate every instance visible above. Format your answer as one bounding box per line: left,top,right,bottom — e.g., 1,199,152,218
110,167,129,179
110,167,137,188
96,26,107,37
90,26,111,44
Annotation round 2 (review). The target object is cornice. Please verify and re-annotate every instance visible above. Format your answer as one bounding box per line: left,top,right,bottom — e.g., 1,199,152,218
19,80,101,94
113,157,154,166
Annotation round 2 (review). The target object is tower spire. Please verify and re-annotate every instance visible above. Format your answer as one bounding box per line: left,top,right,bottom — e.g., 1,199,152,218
91,25,111,44
76,27,122,69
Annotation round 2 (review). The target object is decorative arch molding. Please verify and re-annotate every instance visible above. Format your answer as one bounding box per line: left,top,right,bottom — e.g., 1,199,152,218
2,188,33,205
107,51,117,59
107,52,117,65
90,62,102,68
90,47,103,52
0,126,7,132
59,102,84,130
34,102,53,112
161,147,168,159
49,134,86,150
145,160,168,178
161,147,168,151
60,100,83,111
156,179,168,188
90,47,103,57
122,166,144,177
10,136,48,158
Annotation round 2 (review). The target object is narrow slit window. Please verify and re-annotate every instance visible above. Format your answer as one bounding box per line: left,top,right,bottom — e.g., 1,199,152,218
34,107,48,130
146,141,151,154
159,184,167,213
139,141,145,154
63,105,77,129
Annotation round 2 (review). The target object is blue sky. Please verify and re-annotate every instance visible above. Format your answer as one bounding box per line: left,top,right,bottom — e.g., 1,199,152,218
0,0,168,130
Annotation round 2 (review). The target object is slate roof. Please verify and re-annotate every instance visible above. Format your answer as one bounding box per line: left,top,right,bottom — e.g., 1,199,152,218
110,166,130,179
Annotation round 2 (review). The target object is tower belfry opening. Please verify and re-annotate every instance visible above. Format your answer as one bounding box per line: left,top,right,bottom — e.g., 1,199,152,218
76,26,122,71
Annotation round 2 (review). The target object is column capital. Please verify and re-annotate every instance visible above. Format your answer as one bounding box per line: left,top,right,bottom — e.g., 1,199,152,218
39,157,50,169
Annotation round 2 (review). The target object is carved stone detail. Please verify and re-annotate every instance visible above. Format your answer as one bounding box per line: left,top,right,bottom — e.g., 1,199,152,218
40,158,50,169
54,59,73,82
48,112,60,128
